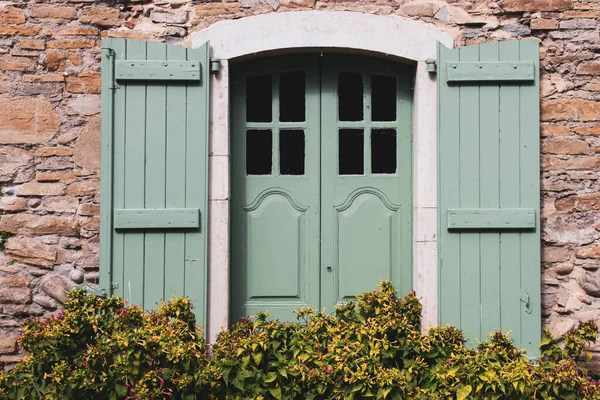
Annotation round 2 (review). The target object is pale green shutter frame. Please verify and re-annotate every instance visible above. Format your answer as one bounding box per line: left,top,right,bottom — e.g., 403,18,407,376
100,38,210,328
438,40,541,358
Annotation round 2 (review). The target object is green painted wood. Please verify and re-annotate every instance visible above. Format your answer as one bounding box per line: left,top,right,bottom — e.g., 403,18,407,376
115,60,202,81
230,55,413,322
183,43,210,316
498,40,523,353
457,44,481,343
518,40,542,359
122,39,146,307
321,55,413,309
99,40,116,297
143,42,167,310
447,209,535,229
478,41,502,339
100,38,209,328
438,44,462,329
231,56,321,321
114,208,200,229
446,61,534,82
163,43,188,300
438,40,541,358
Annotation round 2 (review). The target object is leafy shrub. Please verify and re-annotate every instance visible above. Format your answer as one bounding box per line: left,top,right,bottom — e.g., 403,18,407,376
0,290,216,399
1,282,600,399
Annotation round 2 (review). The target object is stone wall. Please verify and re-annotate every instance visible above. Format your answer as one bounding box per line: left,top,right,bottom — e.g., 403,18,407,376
0,0,598,368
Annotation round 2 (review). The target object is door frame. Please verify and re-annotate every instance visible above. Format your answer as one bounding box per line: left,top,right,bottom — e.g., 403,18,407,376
191,11,454,342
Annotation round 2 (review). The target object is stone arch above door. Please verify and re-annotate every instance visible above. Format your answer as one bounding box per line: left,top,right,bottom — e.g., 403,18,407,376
190,11,454,342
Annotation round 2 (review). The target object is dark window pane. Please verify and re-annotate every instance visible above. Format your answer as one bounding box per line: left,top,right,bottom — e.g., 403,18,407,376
339,129,364,175
338,73,363,121
280,130,305,175
280,71,305,122
246,130,272,175
372,129,397,174
246,75,272,122
371,75,396,122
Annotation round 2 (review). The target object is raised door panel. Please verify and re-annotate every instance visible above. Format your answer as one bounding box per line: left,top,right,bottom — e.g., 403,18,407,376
245,191,307,299
335,190,401,301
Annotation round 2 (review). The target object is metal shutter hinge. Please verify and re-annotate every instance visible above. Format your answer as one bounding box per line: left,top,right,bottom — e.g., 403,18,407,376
104,48,119,90
426,59,437,74
210,58,221,74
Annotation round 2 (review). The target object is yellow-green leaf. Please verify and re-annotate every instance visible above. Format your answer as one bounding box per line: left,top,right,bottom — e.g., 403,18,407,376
457,384,472,400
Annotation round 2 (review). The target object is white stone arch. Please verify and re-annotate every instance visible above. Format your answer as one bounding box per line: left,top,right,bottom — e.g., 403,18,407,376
190,11,454,341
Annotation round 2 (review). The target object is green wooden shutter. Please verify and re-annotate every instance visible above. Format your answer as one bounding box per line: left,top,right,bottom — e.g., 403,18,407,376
438,40,541,357
99,39,209,327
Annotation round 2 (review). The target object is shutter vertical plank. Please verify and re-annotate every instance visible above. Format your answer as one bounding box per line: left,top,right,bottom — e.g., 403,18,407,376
143,42,168,309
519,40,541,357
478,41,502,336
123,40,147,306
438,45,462,327
184,44,209,308
164,44,187,299
458,44,482,340
498,40,522,345
110,39,126,299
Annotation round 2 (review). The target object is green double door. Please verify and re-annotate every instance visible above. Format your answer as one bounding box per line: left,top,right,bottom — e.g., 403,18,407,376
230,55,413,322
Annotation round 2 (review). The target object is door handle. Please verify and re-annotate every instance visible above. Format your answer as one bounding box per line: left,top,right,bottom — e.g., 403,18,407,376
326,266,332,272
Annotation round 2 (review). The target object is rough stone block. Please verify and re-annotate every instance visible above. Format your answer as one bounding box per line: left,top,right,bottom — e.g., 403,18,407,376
577,61,600,75
0,7,25,24
66,72,101,94
530,18,558,29
0,98,59,144
30,5,78,20
67,181,99,197
0,339,16,354
542,99,600,122
0,26,41,36
42,197,79,213
576,246,600,259
542,138,589,155
35,147,74,157
47,39,96,49
4,238,58,268
40,275,71,304
195,3,241,17
502,0,574,11
79,7,121,27
0,288,31,304
151,9,188,24
0,56,36,71
73,117,100,171
15,182,66,196
0,214,79,236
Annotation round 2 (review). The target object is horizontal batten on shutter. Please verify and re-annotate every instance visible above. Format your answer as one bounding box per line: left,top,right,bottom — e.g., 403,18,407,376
114,208,200,229
447,208,535,230
446,61,534,82
115,60,202,81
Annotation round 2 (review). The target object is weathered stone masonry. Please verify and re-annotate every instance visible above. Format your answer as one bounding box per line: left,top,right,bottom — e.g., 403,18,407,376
0,0,598,368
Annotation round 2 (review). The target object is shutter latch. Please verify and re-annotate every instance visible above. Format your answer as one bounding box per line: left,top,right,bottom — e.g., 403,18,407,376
426,59,437,74
520,293,532,314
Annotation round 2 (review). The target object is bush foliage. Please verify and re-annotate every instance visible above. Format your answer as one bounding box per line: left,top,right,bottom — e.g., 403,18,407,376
1,282,600,399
